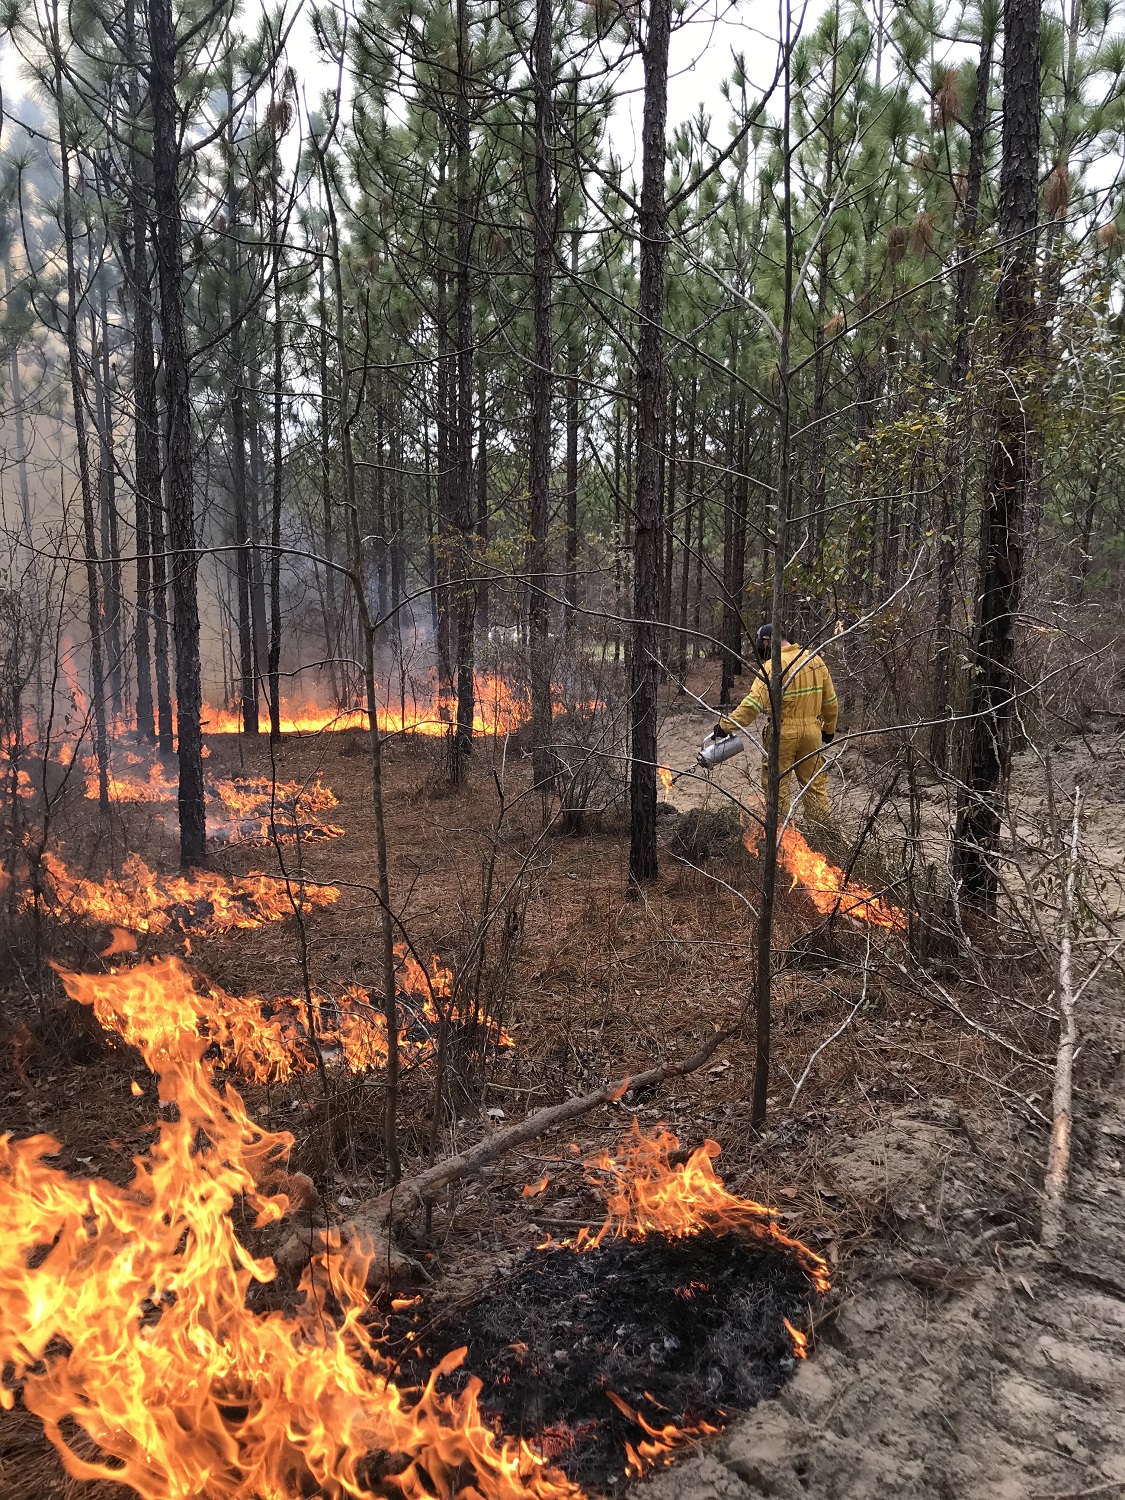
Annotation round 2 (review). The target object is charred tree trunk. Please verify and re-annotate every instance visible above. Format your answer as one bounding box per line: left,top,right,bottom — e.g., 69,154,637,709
528,0,555,793
125,3,163,746
375,378,389,628
149,0,206,864
51,9,109,813
953,0,1041,912
317,259,342,708
474,360,489,635
246,367,269,709
628,0,671,884
931,23,994,770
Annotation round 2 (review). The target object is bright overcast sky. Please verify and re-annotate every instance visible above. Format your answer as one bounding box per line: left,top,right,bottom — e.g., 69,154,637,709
0,0,811,172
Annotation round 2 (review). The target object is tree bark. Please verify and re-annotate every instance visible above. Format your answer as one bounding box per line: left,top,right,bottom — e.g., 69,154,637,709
317,258,342,709
94,283,124,716
268,237,284,740
931,23,994,770
953,0,1041,911
451,0,476,779
51,5,109,814
564,227,580,629
628,0,672,884
149,0,207,865
528,0,556,793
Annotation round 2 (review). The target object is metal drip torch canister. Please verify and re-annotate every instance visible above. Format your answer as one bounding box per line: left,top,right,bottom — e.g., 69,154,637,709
698,728,744,770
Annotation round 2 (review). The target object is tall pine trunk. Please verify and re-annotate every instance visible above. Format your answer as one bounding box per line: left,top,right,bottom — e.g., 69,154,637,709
564,227,580,630
51,5,109,813
149,0,207,865
528,0,555,792
269,252,284,740
628,0,672,883
451,0,476,779
94,283,124,715
931,23,994,769
953,0,1041,911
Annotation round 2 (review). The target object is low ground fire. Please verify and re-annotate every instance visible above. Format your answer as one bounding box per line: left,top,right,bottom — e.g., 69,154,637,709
0,962,826,1500
32,850,340,936
746,823,907,932
78,951,510,1084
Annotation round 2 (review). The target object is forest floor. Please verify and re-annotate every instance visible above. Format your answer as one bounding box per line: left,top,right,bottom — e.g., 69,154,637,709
1,671,1124,1499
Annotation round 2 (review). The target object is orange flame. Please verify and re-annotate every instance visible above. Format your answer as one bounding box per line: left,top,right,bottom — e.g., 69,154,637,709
570,1120,830,1296
201,675,530,738
68,953,488,1086
36,851,339,936
0,961,582,1500
744,824,906,932
657,766,673,794
605,1389,720,1479
99,927,138,958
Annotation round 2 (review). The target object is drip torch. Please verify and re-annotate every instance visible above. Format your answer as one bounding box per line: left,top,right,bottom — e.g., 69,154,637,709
666,725,745,786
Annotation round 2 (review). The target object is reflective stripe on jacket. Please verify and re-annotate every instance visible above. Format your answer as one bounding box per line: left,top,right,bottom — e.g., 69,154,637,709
720,643,839,735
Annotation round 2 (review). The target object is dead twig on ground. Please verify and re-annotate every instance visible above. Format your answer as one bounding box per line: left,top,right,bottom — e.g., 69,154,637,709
1041,787,1082,1250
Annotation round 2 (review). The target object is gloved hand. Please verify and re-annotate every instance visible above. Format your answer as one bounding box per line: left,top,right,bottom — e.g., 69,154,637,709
713,721,732,739
822,730,835,745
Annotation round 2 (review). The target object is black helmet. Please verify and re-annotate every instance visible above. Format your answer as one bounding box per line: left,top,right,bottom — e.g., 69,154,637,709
755,623,772,659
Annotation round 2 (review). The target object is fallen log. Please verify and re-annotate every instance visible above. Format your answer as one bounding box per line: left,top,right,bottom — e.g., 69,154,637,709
275,1026,735,1286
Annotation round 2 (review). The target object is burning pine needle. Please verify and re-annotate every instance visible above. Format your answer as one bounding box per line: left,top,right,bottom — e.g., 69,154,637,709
34,850,339,936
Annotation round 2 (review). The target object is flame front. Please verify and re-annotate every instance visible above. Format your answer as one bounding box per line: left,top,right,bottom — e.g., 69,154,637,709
36,851,339,936
0,963,578,1500
72,953,506,1087
744,823,906,932
202,674,529,738
83,764,345,845
575,1120,831,1294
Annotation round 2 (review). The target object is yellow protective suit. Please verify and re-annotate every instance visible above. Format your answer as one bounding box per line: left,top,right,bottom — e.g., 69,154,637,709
719,642,839,824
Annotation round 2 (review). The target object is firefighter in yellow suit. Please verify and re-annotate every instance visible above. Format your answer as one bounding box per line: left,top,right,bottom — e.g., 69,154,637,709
717,624,839,825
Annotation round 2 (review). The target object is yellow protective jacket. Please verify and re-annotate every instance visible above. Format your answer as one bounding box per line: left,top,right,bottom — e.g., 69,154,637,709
720,642,839,736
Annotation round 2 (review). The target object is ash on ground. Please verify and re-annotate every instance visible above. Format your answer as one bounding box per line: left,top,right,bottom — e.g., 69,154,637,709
386,1228,820,1493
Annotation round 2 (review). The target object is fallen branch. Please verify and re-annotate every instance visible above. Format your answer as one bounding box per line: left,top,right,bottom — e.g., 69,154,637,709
1041,787,1082,1250
276,1026,735,1285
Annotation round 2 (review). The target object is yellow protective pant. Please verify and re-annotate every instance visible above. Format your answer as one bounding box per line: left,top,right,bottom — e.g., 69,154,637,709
761,727,830,825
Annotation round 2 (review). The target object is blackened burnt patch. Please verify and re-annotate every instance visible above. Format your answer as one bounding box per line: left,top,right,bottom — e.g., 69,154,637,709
388,1228,819,1493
